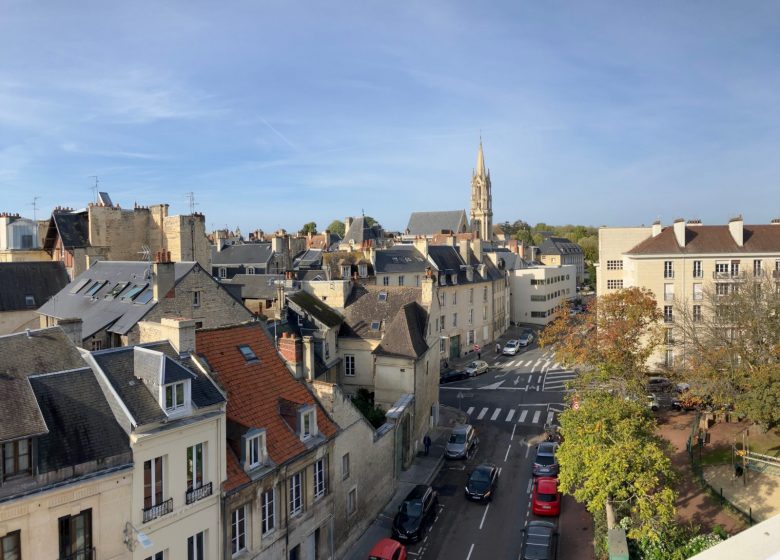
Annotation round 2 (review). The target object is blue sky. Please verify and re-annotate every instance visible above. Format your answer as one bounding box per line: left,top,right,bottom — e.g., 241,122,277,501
1,1,779,233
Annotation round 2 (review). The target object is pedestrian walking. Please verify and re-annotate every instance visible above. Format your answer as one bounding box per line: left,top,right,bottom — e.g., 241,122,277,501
423,434,432,456
495,342,501,354
473,344,481,360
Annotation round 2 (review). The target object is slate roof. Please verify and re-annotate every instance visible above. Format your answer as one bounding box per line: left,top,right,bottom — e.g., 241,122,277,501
29,368,131,473
293,249,323,269
374,302,429,359
340,284,422,340
91,341,225,426
37,261,196,338
195,323,338,493
0,327,88,442
211,243,274,266
43,211,89,250
343,217,382,246
626,224,780,255
539,236,583,256
406,210,468,236
287,291,343,328
374,245,429,274
222,274,285,300
0,261,70,312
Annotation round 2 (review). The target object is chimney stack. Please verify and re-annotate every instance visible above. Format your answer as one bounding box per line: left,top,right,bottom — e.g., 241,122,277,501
672,219,686,247
728,215,744,247
458,238,470,264
302,336,315,382
278,332,303,377
153,253,176,300
651,220,662,237
57,318,83,348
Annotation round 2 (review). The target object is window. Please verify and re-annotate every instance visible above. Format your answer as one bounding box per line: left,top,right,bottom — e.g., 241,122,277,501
483,305,487,321
378,291,388,302
121,283,148,301
467,330,475,345
469,288,474,304
715,261,729,276
435,317,439,332
145,553,164,560
247,266,255,275
341,265,351,279
754,259,762,277
452,313,457,327
452,292,457,305
342,453,350,480
382,276,389,286
439,315,445,332
301,409,316,440
0,532,20,560
665,349,674,367
261,488,275,534
219,267,227,279
664,283,674,302
693,305,702,323
468,309,473,325
90,339,103,351
665,328,674,345
415,275,420,286
347,487,357,516
187,443,204,490
247,433,265,469
439,338,446,353
2,438,31,479
607,279,623,290
344,355,355,377
483,286,488,302
21,234,32,249
692,260,702,278
398,275,404,286
693,283,703,301
370,321,381,331
238,344,258,362
289,545,300,560
231,506,247,556
289,472,303,516
716,283,730,296
358,264,367,278
165,382,185,411
314,457,327,499
664,261,674,279
663,306,673,323
192,291,200,307
188,531,205,560
143,456,164,509
85,281,106,297
24,295,35,307
59,508,92,560
606,260,623,270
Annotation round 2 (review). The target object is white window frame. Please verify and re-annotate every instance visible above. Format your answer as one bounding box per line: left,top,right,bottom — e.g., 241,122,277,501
398,275,404,286
693,260,702,278
693,304,702,323
664,261,673,278
347,486,357,516
468,308,473,325
231,505,247,556
219,267,227,279
693,283,703,301
289,472,303,517
344,355,355,377
165,382,186,412
342,453,350,480
246,266,255,275
382,276,389,286
261,488,275,535
300,408,317,441
452,313,457,328
247,432,266,469
188,530,205,560
452,292,457,305
314,457,327,499
187,442,205,490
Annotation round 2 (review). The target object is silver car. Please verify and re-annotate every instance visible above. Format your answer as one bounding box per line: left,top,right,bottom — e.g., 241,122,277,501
445,424,478,460
465,360,489,377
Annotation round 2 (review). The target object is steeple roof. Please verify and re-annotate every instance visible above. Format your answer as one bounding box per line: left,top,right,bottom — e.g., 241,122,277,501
476,140,486,177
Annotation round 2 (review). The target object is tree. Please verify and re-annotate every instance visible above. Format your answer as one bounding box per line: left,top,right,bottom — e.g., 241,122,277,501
300,222,317,235
540,287,664,397
557,392,677,541
673,273,780,427
326,220,345,237
363,215,377,227
579,235,599,263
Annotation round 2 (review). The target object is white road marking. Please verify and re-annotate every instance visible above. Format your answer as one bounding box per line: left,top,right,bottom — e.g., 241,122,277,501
466,543,475,560
498,467,502,477
511,423,516,440
466,407,475,416
532,410,541,423
537,375,542,384
513,376,520,385
477,407,488,420
505,409,515,422
525,444,531,458
553,362,561,370
479,504,490,530
526,479,533,493
525,360,533,367
479,381,506,390
525,380,530,391
518,410,528,423
546,411,555,425
531,363,539,373
504,444,511,462
490,408,502,421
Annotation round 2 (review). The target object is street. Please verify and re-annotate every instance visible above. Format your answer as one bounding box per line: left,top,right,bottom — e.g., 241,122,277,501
403,340,577,559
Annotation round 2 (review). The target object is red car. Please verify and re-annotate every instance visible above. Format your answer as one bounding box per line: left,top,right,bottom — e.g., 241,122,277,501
368,538,407,560
532,477,561,516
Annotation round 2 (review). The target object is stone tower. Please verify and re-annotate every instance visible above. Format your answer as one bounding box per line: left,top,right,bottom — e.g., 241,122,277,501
470,140,493,241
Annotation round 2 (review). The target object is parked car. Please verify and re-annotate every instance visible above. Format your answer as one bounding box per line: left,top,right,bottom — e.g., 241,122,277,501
646,376,672,392
368,538,407,560
532,442,559,477
465,360,489,377
647,394,660,412
519,521,558,560
391,485,439,544
502,340,521,355
532,477,561,516
464,463,499,502
518,330,535,347
440,369,468,384
445,424,478,460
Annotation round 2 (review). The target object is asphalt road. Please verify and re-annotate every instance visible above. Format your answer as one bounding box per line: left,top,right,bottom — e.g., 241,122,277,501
404,341,577,560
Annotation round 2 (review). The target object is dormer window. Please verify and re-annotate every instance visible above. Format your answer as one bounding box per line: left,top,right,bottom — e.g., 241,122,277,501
358,264,367,278
370,321,381,331
246,431,267,470
165,382,185,412
300,407,317,441
378,291,388,302
1,438,32,480
219,267,227,279
341,265,351,279
24,295,35,307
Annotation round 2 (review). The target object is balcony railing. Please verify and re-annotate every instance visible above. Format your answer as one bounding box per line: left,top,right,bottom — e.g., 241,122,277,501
186,481,213,505
712,271,746,281
60,548,95,560
143,497,173,523
664,315,674,324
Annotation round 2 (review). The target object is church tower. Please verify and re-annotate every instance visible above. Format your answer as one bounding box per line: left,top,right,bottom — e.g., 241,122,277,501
470,139,493,241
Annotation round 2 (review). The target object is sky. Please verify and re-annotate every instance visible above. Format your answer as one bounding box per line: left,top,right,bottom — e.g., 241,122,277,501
1,1,779,234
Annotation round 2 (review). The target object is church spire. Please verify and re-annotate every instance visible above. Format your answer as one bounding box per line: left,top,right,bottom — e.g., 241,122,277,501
470,138,493,242
476,138,486,177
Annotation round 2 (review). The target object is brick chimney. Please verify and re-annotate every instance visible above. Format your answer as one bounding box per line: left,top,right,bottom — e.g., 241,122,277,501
279,332,303,378
672,219,686,247
153,251,175,300
728,215,743,247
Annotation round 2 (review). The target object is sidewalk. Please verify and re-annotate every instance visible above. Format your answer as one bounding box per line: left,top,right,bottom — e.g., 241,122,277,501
343,404,468,560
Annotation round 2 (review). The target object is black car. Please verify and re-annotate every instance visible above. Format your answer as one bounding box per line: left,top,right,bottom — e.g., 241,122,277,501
391,484,439,543
520,520,558,560
440,369,468,384
464,463,498,502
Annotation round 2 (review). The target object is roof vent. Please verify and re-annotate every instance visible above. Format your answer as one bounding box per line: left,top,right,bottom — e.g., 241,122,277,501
25,328,32,338
771,218,780,225
687,219,702,226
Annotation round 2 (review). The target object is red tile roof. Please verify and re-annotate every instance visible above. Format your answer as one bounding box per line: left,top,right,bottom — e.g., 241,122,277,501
626,224,780,255
196,323,338,492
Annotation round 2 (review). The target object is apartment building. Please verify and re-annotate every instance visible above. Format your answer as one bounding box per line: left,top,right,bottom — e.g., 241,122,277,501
0,213,47,262
538,234,585,284
507,262,577,325
598,217,780,368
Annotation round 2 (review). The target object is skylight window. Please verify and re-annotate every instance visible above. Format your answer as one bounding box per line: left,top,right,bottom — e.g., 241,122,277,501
378,292,388,302
370,321,381,331
121,283,148,301
24,295,35,307
105,282,129,299
70,278,91,294
84,281,106,297
134,288,154,304
238,345,258,362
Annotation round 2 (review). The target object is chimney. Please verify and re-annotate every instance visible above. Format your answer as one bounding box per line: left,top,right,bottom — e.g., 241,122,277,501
302,336,315,382
652,220,662,237
672,219,686,247
344,217,354,232
687,219,703,227
771,218,780,225
138,317,196,354
413,236,429,257
422,268,435,306
728,215,743,247
153,254,176,300
472,237,483,261
458,238,470,264
465,266,474,282
278,332,303,378
57,318,83,348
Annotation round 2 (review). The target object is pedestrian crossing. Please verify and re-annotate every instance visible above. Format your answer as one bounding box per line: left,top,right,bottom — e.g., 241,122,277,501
465,406,563,425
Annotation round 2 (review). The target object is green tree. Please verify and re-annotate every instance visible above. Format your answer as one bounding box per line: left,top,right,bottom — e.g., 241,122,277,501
557,392,676,541
300,222,317,235
364,215,377,227
326,220,345,237
578,235,599,263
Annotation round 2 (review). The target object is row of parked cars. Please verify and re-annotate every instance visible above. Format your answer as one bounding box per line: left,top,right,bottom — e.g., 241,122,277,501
520,440,563,560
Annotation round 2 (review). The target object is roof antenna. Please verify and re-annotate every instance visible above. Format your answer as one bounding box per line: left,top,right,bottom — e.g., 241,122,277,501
89,176,99,203
185,192,198,215
30,196,40,221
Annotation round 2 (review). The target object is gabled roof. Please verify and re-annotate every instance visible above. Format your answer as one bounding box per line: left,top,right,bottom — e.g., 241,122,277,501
406,210,468,236
0,261,70,312
37,261,196,338
374,245,429,274
222,274,285,300
343,217,381,245
374,302,429,359
0,327,87,442
626,225,780,255
211,243,274,266
43,210,89,250
91,341,225,426
340,285,421,340
287,291,343,328
293,248,323,269
539,235,583,256
195,323,338,492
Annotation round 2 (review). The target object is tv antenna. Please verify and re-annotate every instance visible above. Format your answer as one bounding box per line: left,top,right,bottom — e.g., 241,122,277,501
89,176,100,203
30,196,41,221
185,192,198,214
